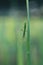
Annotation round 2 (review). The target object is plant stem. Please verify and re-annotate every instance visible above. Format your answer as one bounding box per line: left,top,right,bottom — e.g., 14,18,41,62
26,0,31,65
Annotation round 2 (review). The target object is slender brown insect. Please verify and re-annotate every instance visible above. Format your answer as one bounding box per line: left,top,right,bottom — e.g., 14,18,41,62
23,22,26,38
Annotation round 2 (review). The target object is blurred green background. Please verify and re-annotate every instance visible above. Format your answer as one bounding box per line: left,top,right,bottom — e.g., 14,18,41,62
0,0,43,65
0,16,27,65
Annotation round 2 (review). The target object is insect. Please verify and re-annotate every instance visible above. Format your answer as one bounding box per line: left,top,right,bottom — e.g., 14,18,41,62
23,22,26,38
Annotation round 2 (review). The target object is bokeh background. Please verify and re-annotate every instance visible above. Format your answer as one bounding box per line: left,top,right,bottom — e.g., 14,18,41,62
0,0,43,65
30,0,43,65
0,0,27,65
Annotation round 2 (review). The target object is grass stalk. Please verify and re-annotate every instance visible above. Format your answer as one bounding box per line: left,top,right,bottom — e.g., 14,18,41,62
26,0,31,65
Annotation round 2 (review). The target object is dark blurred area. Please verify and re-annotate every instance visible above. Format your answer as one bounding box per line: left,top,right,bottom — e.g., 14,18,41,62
0,0,26,9
29,0,43,17
29,0,43,6
0,0,43,16
0,0,26,16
